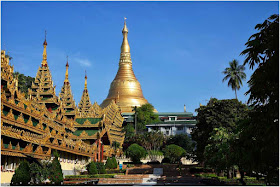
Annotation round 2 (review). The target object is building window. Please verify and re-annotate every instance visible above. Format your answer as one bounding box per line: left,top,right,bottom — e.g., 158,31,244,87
169,117,176,121
177,126,183,131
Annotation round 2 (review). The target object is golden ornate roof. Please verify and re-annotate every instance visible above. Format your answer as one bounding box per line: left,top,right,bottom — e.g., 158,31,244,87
29,37,60,109
78,72,93,117
100,19,151,113
59,58,77,119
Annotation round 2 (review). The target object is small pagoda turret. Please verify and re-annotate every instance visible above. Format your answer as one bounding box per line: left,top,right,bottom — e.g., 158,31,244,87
59,57,77,119
29,32,60,112
78,72,92,117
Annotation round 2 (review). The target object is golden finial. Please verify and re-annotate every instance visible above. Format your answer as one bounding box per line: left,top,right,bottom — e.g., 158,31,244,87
43,30,47,46
42,30,48,66
65,56,69,82
121,18,130,53
84,70,87,89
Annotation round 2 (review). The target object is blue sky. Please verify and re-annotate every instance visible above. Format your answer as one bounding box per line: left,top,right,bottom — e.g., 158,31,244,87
1,1,278,114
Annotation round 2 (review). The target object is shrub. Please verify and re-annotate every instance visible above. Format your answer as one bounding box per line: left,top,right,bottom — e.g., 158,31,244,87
105,158,113,169
49,152,63,185
95,162,106,174
111,157,118,169
86,162,98,175
125,144,147,163
163,144,186,164
11,160,31,185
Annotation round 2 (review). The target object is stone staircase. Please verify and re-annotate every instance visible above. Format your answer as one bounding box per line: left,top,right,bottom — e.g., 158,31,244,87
98,175,147,185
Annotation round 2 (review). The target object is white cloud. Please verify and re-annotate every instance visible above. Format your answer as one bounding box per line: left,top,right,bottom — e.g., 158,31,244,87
74,58,92,67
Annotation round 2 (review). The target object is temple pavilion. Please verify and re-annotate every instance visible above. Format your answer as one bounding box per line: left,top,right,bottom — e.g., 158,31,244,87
1,32,124,184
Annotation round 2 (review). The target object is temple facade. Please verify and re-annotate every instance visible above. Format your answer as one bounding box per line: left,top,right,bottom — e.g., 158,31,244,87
101,20,154,113
1,34,124,184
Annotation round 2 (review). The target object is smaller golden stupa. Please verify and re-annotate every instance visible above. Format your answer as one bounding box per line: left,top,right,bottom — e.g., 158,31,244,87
101,18,151,113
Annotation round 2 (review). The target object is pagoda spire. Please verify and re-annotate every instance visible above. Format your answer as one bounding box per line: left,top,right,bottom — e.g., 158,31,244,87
42,30,48,67
121,17,130,53
30,34,60,110
101,18,152,113
65,56,69,83
59,58,77,119
84,70,87,89
78,72,92,117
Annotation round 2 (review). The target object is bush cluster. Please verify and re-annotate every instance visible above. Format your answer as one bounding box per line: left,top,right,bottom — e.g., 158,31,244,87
163,144,186,164
10,152,64,185
125,144,147,163
105,157,118,169
11,161,31,185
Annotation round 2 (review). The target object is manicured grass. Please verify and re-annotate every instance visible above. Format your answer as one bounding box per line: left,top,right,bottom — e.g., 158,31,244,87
65,173,124,180
194,173,266,185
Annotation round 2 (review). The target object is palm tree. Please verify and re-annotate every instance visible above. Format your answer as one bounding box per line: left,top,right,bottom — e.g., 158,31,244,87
222,59,246,99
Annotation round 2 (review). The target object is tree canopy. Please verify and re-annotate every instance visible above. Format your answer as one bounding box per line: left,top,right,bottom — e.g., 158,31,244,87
135,103,159,132
239,14,279,184
222,59,246,99
191,98,248,162
13,72,35,98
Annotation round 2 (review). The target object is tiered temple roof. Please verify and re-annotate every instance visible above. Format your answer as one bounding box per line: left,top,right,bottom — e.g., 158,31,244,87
59,58,77,119
78,73,93,117
1,38,125,163
28,36,60,112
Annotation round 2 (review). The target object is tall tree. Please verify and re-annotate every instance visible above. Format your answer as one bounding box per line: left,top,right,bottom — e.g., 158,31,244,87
222,59,246,99
240,14,279,184
191,98,248,162
135,103,159,132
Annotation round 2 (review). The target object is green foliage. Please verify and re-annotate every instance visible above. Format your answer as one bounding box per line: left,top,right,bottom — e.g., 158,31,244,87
95,162,106,174
11,160,31,185
111,157,118,169
240,14,279,185
204,127,237,173
64,174,120,179
29,161,51,184
86,162,98,175
13,72,35,98
105,158,114,169
191,98,248,162
166,134,194,159
49,154,63,185
222,59,246,99
163,144,186,164
147,150,163,156
123,124,135,139
137,131,165,161
125,143,147,163
112,141,120,156
135,104,159,132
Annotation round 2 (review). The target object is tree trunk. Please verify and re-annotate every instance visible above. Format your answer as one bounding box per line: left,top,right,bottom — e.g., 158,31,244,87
235,89,237,100
239,169,246,185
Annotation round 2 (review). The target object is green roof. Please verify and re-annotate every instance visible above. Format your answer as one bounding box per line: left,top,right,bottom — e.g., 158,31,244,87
75,118,102,125
157,112,194,117
73,129,99,136
153,120,197,125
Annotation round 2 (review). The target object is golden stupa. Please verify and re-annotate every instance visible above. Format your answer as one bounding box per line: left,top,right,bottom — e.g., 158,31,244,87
101,19,150,113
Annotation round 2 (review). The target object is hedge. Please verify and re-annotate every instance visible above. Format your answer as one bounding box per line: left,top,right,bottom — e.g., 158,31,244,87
64,173,124,179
